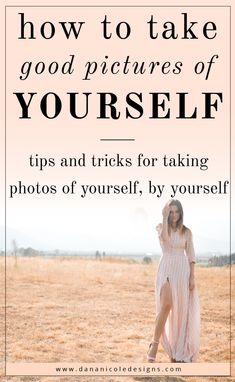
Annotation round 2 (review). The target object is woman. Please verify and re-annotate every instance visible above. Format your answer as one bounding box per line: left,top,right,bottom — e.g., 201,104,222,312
147,199,200,363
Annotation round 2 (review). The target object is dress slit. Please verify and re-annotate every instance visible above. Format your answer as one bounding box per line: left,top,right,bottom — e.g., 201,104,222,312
155,228,200,362
159,276,172,302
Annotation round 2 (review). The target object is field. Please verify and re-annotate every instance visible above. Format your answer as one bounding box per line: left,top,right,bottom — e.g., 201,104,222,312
0,256,234,382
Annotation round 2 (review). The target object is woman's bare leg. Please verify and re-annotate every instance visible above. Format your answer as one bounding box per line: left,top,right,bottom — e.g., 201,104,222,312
148,279,172,359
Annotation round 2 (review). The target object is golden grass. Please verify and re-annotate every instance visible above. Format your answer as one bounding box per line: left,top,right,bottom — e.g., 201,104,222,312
0,256,234,382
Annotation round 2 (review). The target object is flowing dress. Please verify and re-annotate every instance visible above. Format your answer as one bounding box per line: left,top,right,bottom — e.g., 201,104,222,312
155,224,200,362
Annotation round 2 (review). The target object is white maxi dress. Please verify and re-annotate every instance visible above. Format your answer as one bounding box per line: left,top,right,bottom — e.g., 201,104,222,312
155,225,200,362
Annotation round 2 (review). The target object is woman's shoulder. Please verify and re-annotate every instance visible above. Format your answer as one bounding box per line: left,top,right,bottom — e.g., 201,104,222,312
184,226,193,239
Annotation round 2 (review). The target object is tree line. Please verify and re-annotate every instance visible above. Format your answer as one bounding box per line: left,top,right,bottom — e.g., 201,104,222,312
208,253,235,267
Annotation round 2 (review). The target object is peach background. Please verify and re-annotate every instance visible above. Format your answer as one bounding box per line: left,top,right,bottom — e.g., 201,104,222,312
3,3,231,254
5,362,231,376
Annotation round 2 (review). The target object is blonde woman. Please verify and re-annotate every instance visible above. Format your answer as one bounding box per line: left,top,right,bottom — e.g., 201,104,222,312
147,199,200,362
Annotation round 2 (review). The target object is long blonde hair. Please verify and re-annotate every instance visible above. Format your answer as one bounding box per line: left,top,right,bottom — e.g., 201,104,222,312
168,199,187,235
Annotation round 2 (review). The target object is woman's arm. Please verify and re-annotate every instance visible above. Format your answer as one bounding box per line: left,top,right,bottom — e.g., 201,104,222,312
190,261,195,276
186,229,196,290
189,262,195,290
160,200,171,241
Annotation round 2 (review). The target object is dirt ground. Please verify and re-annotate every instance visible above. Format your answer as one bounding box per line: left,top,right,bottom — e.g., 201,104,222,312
0,256,234,382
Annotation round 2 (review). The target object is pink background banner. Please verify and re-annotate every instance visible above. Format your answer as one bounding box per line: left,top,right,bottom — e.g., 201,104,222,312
1,0,234,379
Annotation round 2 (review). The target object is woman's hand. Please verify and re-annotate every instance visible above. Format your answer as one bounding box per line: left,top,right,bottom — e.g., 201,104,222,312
162,200,172,218
189,274,195,290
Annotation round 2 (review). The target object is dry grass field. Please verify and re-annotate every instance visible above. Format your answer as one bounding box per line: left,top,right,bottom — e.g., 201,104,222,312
0,255,234,382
